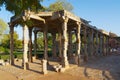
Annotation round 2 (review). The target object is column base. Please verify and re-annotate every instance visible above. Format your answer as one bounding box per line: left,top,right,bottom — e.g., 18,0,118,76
42,59,48,75
24,62,29,70
83,55,88,62
61,60,69,69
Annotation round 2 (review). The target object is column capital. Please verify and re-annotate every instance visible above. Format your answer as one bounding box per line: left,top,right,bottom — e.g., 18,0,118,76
22,10,30,21
76,21,81,26
60,16,69,23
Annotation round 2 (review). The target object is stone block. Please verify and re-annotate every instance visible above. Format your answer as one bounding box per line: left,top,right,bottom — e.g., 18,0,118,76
60,68,66,73
53,65,62,72
32,56,36,60
42,59,47,74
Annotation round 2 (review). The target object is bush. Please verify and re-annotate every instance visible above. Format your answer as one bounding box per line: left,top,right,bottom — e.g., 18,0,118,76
0,46,10,54
0,46,5,54
0,55,9,60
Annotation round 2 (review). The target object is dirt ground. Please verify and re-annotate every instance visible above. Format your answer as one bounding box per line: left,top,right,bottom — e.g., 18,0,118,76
0,54,120,80
0,70,17,80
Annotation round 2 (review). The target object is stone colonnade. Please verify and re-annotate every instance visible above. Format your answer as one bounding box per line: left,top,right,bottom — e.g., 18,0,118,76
9,11,110,74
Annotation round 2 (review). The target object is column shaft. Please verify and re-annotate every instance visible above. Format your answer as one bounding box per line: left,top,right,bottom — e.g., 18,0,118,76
106,36,109,55
68,30,72,59
23,25,29,70
34,31,37,58
90,29,94,56
96,32,99,56
102,35,105,56
58,30,62,58
100,34,103,56
83,27,88,61
76,22,81,65
61,17,69,68
52,33,57,57
28,28,33,62
43,24,48,59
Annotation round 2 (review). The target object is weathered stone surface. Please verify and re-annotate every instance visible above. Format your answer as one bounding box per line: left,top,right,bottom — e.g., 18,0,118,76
60,68,66,73
42,59,47,74
53,65,62,72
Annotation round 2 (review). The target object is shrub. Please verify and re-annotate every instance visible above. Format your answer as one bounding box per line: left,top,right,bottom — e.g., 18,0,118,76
0,46,10,54
0,46,5,54
0,55,9,60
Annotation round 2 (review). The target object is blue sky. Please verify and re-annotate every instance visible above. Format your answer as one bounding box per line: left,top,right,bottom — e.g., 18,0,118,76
0,0,120,39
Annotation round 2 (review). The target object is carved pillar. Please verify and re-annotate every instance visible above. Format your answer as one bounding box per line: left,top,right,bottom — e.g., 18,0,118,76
108,36,110,55
51,32,57,57
58,30,62,58
68,30,72,59
61,17,69,68
23,24,29,70
76,22,81,65
83,27,88,62
87,30,91,56
102,35,105,56
9,24,14,65
106,36,109,55
34,31,37,59
90,29,94,56
43,24,48,60
96,32,99,56
100,34,103,56
28,28,33,62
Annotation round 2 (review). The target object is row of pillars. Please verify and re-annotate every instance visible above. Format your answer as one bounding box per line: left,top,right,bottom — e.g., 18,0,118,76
9,16,81,70
9,16,110,72
9,23,49,70
82,27,110,61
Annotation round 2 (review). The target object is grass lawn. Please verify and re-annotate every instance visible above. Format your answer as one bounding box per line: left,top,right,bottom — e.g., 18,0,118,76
0,50,53,60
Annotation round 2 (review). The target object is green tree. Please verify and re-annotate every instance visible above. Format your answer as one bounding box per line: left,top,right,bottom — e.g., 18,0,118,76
47,0,73,12
0,0,44,16
0,19,8,44
37,32,52,50
0,31,22,50
0,19,7,35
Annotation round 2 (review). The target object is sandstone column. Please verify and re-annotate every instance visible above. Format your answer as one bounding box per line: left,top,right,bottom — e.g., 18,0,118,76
102,35,105,56
106,36,109,55
9,24,14,65
90,29,94,56
68,30,72,59
76,22,81,65
61,17,69,68
51,32,57,57
83,26,88,62
34,31,37,59
95,32,99,56
23,24,29,70
43,24,48,60
58,30,62,58
42,59,47,74
28,27,33,62
100,34,103,56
